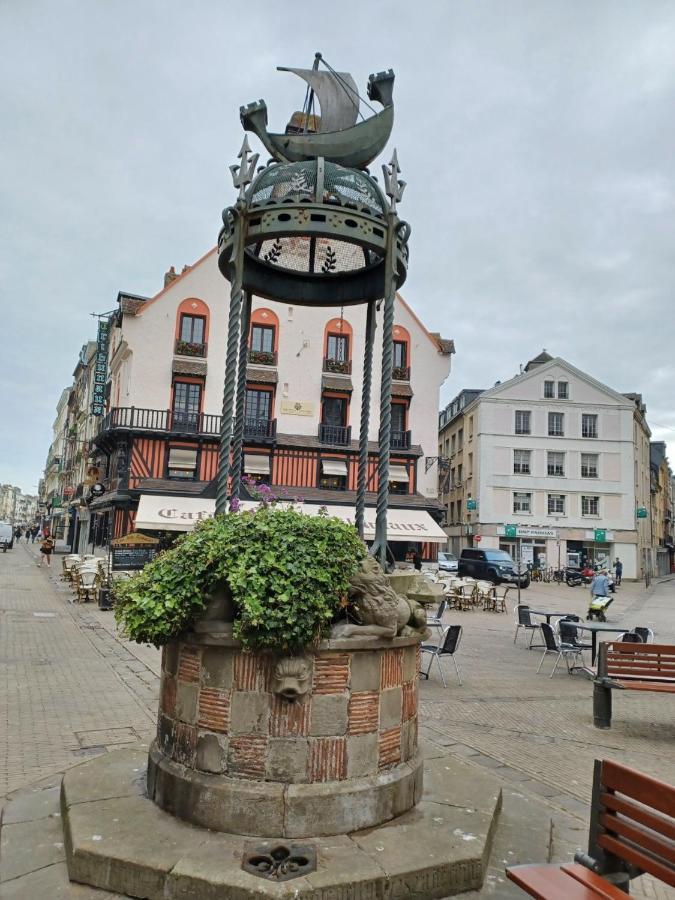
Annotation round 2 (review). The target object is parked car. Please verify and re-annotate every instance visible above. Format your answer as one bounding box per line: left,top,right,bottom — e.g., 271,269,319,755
437,551,458,573
458,548,530,587
0,522,14,552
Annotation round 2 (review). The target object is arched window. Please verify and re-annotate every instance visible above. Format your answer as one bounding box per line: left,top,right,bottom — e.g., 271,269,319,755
323,316,354,374
249,308,280,365
175,298,210,357
392,324,410,380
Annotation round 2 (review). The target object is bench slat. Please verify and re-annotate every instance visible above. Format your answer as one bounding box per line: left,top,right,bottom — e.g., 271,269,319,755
561,864,635,898
598,834,675,887
599,812,675,865
607,643,675,654
607,663,675,675
602,761,675,820
506,864,623,899
601,792,675,842
613,680,675,692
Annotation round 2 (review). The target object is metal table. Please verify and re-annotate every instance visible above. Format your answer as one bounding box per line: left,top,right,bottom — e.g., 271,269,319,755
571,622,627,665
529,609,577,625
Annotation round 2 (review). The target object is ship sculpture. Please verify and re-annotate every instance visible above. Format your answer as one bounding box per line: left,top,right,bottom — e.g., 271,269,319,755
240,52,394,169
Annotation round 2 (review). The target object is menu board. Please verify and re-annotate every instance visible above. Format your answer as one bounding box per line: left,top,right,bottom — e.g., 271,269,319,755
111,546,157,571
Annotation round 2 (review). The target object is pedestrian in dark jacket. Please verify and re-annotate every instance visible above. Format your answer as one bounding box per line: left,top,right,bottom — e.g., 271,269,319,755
614,558,623,586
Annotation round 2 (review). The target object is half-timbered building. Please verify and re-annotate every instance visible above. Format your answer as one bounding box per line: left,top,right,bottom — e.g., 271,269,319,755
91,248,453,560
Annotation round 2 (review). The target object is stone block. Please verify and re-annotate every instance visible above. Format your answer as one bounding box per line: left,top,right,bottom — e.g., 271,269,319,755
229,691,270,735
156,714,175,757
402,680,417,721
348,691,379,735
162,643,179,676
402,644,417,681
350,650,381,691
174,682,198,725
401,716,417,762
195,732,228,774
197,687,230,732
310,693,348,736
379,725,401,769
347,732,379,779
199,647,233,689
159,675,176,718
379,686,402,730
266,738,309,783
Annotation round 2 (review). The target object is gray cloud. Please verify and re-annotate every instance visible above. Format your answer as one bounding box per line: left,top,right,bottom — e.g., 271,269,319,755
1,0,674,491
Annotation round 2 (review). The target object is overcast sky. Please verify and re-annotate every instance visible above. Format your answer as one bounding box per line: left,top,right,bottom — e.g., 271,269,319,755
1,0,674,493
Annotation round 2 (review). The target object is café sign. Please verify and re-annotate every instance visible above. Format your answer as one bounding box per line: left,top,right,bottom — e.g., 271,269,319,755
91,317,110,416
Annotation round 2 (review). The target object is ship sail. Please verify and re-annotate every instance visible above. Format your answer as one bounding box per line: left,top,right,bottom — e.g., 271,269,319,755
277,67,360,133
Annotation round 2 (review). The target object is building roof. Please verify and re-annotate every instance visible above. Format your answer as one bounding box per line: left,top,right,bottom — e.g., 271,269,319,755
524,350,553,371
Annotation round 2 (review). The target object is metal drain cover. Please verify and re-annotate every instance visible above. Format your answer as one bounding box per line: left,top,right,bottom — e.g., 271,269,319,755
242,841,316,882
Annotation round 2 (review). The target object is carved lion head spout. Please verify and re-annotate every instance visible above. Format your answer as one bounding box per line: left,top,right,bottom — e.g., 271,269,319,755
270,656,312,701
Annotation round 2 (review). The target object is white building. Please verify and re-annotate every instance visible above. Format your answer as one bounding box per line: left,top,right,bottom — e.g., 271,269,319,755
452,353,649,579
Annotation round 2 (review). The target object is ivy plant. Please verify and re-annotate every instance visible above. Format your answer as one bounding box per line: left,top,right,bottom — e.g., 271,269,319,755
113,506,365,653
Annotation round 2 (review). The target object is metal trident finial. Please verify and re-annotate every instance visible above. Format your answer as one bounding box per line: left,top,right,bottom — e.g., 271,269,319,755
230,136,259,200
382,149,406,213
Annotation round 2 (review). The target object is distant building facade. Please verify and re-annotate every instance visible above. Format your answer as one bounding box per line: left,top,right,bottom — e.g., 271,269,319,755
438,353,655,579
650,441,674,576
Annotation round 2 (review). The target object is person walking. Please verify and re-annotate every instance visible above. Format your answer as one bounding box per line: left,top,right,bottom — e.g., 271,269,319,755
614,558,623,586
40,533,55,567
590,569,610,598
412,550,422,571
14,526,22,543
31,525,39,543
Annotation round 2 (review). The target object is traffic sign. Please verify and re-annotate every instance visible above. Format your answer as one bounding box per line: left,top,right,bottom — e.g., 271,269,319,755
474,535,482,543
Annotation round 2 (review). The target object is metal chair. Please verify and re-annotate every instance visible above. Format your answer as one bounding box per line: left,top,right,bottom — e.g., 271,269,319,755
513,605,540,647
558,617,592,652
619,631,644,643
420,625,463,687
633,627,654,644
536,622,585,677
426,599,447,636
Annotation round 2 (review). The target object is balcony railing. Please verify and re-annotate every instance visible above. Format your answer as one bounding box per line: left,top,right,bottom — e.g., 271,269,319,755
323,357,352,375
392,365,410,381
98,407,222,437
319,423,352,446
247,348,278,366
391,429,411,450
243,417,277,441
174,339,207,358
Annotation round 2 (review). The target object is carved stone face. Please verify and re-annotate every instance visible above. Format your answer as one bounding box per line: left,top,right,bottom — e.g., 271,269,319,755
270,656,312,701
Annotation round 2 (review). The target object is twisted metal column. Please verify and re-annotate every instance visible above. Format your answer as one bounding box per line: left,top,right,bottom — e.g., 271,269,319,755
372,216,397,568
215,206,245,516
355,299,376,540
230,290,252,506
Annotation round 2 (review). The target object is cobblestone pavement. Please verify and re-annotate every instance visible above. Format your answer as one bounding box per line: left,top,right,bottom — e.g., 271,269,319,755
1,544,674,897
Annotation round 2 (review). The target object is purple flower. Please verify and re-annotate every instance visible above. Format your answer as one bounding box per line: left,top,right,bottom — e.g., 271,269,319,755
229,497,240,512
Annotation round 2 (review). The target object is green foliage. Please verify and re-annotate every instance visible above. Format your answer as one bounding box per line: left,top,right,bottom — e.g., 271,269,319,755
113,507,365,653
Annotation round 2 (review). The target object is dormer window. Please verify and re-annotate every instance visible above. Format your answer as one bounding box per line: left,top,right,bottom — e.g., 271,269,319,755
557,381,569,399
544,380,554,399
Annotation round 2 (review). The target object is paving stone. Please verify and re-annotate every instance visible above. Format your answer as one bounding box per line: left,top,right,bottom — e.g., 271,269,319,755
0,861,118,898
0,813,66,882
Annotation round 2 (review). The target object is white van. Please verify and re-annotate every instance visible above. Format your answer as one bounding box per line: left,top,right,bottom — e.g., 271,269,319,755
0,522,14,551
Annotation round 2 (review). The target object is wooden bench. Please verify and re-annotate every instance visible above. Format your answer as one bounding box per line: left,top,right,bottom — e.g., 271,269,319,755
507,758,675,897
593,642,675,729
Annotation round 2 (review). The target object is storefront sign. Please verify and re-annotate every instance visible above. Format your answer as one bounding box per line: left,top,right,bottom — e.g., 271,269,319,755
466,498,477,510
594,529,607,543
111,532,160,547
280,400,314,417
636,507,648,519
91,318,110,416
111,546,158,571
501,525,558,539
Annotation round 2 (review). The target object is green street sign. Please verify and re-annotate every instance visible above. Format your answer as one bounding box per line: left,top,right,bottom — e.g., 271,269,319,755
594,529,607,543
51,497,62,508
466,498,477,511
504,524,517,539
636,507,648,519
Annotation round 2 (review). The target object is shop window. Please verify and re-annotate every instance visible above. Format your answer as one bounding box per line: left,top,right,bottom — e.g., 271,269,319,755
319,458,348,490
389,464,409,495
167,447,198,480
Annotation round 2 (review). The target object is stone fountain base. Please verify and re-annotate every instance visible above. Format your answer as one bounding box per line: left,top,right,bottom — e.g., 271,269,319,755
0,744,503,899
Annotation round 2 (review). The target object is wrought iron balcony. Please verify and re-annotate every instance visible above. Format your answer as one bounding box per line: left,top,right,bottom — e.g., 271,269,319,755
174,338,208,358
391,429,411,450
243,417,277,441
318,423,351,446
97,407,221,437
322,357,352,375
247,348,278,366
392,365,410,381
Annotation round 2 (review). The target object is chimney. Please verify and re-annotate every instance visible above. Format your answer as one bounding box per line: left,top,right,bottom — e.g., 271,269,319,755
164,266,178,288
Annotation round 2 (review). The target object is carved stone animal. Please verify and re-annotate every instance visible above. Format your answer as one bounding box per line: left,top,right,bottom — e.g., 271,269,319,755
331,557,429,640
270,656,312,701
